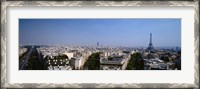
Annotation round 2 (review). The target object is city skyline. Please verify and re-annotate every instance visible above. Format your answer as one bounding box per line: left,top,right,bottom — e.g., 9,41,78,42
19,19,181,47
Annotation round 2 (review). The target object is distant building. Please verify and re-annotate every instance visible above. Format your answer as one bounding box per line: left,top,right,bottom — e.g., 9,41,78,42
97,42,99,47
70,57,83,70
175,46,181,52
19,47,27,56
64,52,74,59
100,52,111,58
130,50,135,55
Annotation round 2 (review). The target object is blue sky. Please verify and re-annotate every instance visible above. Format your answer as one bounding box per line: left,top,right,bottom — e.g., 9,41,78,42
19,19,181,47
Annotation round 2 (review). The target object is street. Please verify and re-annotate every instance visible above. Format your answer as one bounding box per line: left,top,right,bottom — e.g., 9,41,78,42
19,45,34,70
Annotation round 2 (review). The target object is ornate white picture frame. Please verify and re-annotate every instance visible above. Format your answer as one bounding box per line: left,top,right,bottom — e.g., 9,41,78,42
1,1,199,89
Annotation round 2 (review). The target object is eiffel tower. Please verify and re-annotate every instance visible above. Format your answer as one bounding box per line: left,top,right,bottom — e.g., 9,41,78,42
146,33,155,53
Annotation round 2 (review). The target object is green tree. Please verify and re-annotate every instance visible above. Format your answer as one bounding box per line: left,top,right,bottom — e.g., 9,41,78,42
83,52,100,70
160,56,169,63
108,56,113,60
178,51,181,55
126,53,144,70
126,54,135,70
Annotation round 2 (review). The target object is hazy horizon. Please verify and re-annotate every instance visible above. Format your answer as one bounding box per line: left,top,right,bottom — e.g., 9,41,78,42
19,19,181,47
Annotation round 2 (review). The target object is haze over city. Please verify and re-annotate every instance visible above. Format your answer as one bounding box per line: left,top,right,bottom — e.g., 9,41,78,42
19,19,181,47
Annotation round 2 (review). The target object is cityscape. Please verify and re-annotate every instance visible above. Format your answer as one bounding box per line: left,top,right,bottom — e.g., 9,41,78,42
19,19,181,70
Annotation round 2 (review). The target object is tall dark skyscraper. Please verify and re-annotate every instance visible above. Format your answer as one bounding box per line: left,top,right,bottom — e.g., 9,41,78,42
97,42,99,47
146,33,155,52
